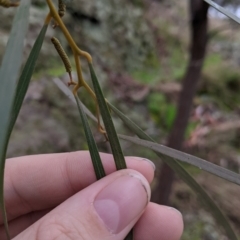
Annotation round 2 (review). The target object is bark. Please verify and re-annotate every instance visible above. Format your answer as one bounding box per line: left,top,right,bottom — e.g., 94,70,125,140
152,0,209,204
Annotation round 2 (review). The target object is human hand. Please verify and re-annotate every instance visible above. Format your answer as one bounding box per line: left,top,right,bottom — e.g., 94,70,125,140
1,151,183,240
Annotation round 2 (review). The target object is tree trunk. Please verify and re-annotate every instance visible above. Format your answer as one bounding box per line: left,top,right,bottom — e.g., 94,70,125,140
152,0,209,205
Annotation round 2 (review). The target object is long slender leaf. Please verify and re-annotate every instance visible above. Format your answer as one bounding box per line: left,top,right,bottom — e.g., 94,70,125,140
0,1,30,239
88,64,133,240
88,63,126,170
10,24,48,130
109,103,238,240
204,0,240,24
54,80,240,184
75,96,106,180
119,135,240,186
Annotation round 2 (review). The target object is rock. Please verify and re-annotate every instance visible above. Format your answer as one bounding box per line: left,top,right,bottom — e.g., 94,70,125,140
65,0,157,72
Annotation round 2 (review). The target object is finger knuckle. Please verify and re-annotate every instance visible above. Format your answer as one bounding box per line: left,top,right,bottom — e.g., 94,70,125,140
36,215,86,240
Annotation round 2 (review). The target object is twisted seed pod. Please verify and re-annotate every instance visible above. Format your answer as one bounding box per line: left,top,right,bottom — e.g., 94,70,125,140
58,0,66,17
0,0,19,7
51,37,72,73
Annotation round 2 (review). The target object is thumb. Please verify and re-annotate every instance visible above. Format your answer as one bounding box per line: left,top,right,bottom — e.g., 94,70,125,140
14,169,151,240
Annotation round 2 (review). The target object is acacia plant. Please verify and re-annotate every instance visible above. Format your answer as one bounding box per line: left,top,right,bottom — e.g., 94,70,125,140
0,0,240,239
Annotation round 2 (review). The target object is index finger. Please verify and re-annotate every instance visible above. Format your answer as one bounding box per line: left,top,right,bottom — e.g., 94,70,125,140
3,151,155,224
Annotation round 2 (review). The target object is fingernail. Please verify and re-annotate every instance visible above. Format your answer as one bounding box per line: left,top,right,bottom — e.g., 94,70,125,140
141,158,156,171
94,174,149,234
168,207,183,217
130,157,156,171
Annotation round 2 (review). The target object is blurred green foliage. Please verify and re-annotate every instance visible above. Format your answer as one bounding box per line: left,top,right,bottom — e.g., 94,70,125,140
148,93,176,131
201,54,240,110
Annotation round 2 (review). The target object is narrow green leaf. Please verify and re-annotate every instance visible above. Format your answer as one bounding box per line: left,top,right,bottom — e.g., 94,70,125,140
109,103,154,141
204,0,240,24
88,63,126,170
109,104,238,240
10,24,48,130
0,1,30,239
119,135,240,186
88,65,132,240
75,96,106,180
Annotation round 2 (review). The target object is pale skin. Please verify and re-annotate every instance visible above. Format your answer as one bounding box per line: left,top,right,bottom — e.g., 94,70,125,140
0,151,183,240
